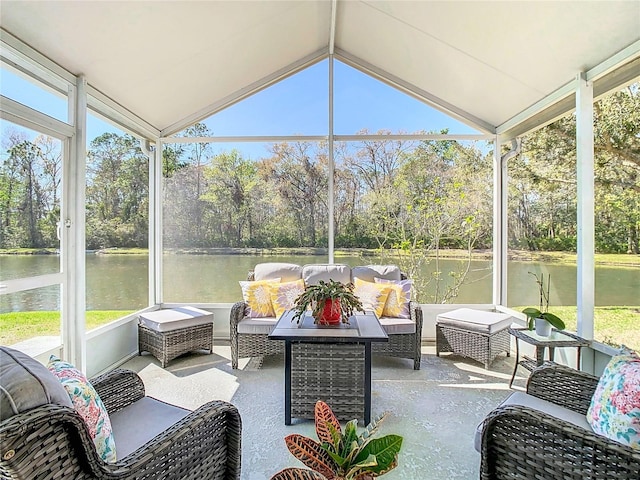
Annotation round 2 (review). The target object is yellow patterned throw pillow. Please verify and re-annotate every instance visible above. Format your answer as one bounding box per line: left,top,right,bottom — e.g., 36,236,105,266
375,278,412,318
270,279,306,317
353,277,391,318
239,278,281,317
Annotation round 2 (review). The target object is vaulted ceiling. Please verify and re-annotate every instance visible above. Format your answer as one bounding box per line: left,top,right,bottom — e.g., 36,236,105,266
1,1,639,140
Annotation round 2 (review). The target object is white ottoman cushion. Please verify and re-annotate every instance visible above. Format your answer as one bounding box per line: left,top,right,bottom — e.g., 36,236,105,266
437,308,512,335
139,306,213,333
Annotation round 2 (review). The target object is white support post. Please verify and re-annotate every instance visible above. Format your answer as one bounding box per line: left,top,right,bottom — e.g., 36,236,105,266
143,139,162,306
576,73,595,348
492,136,508,306
153,140,163,305
63,75,87,371
328,55,335,264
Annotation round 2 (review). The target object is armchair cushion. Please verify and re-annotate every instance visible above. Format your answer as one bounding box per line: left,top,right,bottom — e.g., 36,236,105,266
475,391,590,452
0,346,72,421
48,355,117,462
587,353,640,450
109,396,190,458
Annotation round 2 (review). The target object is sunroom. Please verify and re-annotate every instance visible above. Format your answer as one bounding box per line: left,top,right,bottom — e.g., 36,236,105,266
1,0,639,380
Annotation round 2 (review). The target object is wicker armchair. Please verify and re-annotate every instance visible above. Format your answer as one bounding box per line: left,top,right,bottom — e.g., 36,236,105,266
480,362,640,479
1,368,242,480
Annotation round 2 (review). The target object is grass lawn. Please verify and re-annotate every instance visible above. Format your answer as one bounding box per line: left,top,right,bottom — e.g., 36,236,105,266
3,306,638,352
0,311,134,345
513,305,640,352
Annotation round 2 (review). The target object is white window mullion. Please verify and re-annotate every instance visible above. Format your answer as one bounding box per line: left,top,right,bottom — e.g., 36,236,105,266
63,75,87,371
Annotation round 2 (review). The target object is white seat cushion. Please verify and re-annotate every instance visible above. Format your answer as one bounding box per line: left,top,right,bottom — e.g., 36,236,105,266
237,316,278,335
139,306,213,332
378,316,416,335
474,391,591,452
110,396,190,458
436,308,512,334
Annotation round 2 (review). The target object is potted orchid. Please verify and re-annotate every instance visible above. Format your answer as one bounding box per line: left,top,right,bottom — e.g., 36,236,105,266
522,272,566,336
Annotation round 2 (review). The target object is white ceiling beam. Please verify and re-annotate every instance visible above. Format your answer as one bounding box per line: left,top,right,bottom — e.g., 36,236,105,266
87,86,160,140
334,48,496,135
160,133,491,144
161,48,328,138
1,28,75,95
1,94,74,139
329,0,337,55
335,133,491,141
586,39,640,83
161,135,327,144
498,39,640,140
496,81,576,138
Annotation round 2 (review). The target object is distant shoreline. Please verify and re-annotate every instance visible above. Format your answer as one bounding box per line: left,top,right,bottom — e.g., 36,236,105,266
1,247,638,267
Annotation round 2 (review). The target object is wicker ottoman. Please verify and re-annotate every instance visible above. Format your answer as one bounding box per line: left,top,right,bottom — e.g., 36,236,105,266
436,308,513,369
138,306,213,367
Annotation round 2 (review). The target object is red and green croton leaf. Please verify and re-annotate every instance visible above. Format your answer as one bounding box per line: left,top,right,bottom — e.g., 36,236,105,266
270,467,329,480
284,434,338,479
315,400,342,447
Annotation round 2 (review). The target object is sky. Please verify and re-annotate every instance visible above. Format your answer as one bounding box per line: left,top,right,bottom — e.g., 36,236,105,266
1,59,480,160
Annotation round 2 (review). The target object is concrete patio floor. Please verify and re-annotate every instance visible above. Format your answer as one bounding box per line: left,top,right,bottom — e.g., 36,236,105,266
121,344,525,480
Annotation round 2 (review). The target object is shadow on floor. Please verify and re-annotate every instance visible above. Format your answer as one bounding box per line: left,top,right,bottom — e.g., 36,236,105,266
122,345,527,480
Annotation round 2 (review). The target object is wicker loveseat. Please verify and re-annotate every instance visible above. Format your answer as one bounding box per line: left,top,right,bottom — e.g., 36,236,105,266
0,347,241,480
479,362,640,479
230,263,423,370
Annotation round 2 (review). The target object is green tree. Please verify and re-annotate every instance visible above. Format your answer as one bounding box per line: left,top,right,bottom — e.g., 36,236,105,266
201,150,258,246
266,141,328,246
86,132,148,249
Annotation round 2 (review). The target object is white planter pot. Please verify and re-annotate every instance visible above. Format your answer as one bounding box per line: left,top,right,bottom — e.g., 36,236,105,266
535,318,553,337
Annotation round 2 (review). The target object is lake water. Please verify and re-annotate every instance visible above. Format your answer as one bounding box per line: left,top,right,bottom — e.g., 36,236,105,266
1,254,638,312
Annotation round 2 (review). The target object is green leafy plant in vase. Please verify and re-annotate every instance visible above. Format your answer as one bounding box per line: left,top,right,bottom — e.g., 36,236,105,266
292,279,364,325
522,272,566,336
270,400,403,480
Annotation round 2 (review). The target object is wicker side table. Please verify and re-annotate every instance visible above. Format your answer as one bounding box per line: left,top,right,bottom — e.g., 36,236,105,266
138,307,214,367
436,308,514,369
508,327,590,388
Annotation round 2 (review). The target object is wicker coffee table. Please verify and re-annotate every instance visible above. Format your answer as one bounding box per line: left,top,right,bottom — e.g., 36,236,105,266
268,310,388,425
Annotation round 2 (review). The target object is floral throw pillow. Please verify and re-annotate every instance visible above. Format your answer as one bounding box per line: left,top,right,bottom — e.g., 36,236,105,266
586,353,640,450
353,277,391,318
374,278,412,318
48,356,117,462
270,279,305,318
239,278,281,317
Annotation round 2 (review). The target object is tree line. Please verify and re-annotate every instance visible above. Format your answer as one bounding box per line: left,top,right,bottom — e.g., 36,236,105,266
1,83,638,255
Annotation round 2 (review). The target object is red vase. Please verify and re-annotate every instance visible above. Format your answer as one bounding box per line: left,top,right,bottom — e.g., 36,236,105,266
317,298,341,325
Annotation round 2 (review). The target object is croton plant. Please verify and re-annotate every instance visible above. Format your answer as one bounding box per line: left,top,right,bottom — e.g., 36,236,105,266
270,401,403,480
